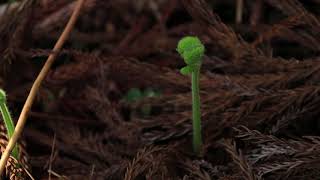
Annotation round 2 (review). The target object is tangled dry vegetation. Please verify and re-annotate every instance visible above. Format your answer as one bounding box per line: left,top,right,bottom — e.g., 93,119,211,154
1,0,320,179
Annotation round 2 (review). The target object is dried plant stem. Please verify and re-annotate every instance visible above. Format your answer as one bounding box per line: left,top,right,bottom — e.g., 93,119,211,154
236,0,244,24
0,0,85,175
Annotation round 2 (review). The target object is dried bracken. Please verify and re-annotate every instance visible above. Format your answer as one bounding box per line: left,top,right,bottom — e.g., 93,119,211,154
221,139,258,180
234,126,320,179
124,146,170,180
0,121,29,180
2,0,320,179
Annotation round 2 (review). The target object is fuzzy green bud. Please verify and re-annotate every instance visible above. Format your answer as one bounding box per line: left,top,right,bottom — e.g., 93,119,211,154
177,36,205,66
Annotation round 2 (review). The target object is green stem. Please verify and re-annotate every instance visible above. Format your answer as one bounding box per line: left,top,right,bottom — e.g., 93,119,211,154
0,103,19,159
191,67,202,154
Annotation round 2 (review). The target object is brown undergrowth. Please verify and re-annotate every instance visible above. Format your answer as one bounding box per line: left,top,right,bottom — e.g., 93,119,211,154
1,0,320,179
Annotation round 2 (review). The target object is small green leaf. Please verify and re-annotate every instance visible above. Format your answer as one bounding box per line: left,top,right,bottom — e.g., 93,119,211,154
125,88,143,102
180,66,193,75
0,89,6,103
0,89,19,159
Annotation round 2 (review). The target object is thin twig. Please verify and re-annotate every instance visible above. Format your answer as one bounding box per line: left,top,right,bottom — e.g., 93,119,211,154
236,0,244,24
0,0,85,175
47,170,69,180
48,134,56,180
25,168,35,180
89,164,95,180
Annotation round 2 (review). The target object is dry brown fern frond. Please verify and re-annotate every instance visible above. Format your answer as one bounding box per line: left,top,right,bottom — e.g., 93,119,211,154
235,126,320,155
44,52,222,92
251,1,320,52
234,126,320,179
203,60,320,93
206,55,319,76
83,86,122,126
135,85,320,147
265,0,320,42
181,0,261,59
133,91,240,144
220,86,320,130
0,0,36,75
185,160,222,179
252,14,305,47
182,160,212,180
30,50,320,97
51,125,120,168
124,146,170,180
227,63,320,91
220,139,258,180
5,156,30,180
203,61,320,101
0,121,30,180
